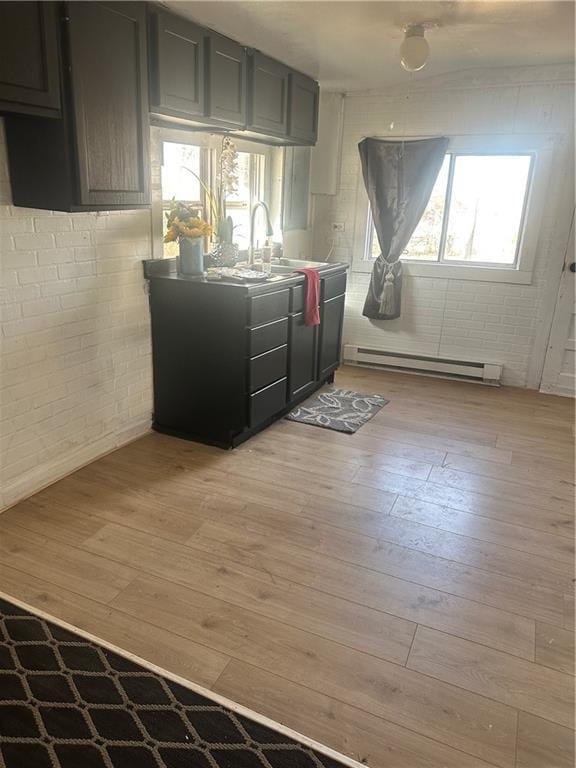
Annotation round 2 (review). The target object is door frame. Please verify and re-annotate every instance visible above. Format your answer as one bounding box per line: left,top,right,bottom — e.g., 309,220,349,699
540,210,575,396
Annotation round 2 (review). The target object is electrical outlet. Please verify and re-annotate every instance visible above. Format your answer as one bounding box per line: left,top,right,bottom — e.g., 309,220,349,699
331,222,345,233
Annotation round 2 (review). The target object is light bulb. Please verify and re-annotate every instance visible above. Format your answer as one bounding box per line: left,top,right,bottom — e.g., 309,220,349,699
400,27,430,72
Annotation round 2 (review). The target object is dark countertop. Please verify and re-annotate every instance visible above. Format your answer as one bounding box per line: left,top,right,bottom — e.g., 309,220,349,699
143,257,348,295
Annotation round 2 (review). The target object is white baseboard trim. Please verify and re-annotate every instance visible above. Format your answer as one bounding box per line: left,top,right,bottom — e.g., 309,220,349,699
0,419,151,512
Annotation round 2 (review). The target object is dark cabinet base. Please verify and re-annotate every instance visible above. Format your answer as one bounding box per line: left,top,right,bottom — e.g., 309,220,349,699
147,262,347,451
152,370,335,450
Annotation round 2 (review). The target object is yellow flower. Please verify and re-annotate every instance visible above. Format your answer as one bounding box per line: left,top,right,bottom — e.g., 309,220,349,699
163,226,178,243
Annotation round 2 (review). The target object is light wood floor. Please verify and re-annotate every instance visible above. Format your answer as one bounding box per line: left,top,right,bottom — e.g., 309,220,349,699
1,366,574,768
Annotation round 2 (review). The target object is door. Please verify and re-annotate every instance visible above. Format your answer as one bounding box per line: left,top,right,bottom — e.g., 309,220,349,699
149,10,204,119
248,52,289,137
289,312,317,400
0,2,60,114
318,294,345,380
67,1,150,207
288,71,319,144
206,32,246,127
540,212,575,397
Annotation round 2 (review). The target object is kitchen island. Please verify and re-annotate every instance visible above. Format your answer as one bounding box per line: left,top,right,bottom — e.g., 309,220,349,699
144,258,348,448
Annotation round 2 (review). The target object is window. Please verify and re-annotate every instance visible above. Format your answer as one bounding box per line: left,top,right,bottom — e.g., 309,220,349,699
160,138,272,258
366,153,533,268
222,151,267,251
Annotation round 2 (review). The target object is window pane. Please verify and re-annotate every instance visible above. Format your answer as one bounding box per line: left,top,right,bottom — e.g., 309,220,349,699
369,155,449,261
161,142,203,257
402,155,450,261
161,142,201,203
443,155,531,264
224,152,266,251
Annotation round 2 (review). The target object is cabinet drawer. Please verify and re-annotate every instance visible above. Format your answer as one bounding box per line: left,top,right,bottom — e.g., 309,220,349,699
249,317,288,357
249,289,289,326
322,273,347,301
250,345,288,393
250,377,287,427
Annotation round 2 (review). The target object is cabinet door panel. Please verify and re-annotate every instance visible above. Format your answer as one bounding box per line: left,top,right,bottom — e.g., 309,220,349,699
289,312,317,400
319,294,345,379
207,33,246,126
288,71,319,144
250,378,287,428
150,11,204,118
248,52,289,136
67,1,150,206
0,2,60,113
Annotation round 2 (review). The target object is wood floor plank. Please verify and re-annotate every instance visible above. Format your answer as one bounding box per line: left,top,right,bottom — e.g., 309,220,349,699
213,661,501,768
535,622,575,675
212,501,566,625
563,594,575,631
186,520,537,659
95,444,399,516
508,449,576,479
295,499,573,595
407,626,574,728
443,453,576,494
0,564,230,687
238,434,434,480
0,527,136,603
497,434,576,462
274,418,513,464
81,522,417,665
365,413,500,447
391,496,574,565
429,466,574,509
126,438,400,515
353,468,574,538
516,712,575,768
0,499,106,547
253,421,447,465
111,574,519,768
27,475,214,542
378,404,574,445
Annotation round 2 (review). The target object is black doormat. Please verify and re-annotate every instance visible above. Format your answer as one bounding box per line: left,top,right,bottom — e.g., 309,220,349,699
0,596,358,768
286,387,389,434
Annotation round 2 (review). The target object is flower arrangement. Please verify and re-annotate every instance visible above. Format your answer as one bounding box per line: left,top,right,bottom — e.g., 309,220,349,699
178,136,239,245
163,201,212,243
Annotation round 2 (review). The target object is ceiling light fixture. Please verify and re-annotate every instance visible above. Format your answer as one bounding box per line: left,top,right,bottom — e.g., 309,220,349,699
400,25,430,72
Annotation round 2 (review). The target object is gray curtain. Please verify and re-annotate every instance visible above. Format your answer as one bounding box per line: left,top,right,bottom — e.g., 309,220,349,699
359,136,449,320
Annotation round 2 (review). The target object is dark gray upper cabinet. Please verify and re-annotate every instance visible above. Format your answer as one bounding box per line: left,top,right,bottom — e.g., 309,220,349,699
288,71,319,144
149,9,204,120
0,2,61,116
67,2,150,208
205,32,247,127
247,51,289,137
145,8,318,144
5,1,150,211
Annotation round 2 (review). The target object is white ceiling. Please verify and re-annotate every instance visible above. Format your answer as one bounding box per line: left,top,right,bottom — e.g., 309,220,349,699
164,0,575,91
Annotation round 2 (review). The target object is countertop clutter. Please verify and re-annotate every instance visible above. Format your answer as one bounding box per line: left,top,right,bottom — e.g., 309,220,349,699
145,260,348,448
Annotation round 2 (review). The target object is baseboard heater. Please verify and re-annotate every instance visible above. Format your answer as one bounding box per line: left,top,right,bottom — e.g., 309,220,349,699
343,345,502,385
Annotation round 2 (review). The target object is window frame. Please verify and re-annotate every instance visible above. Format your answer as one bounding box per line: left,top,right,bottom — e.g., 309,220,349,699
352,134,555,284
153,129,275,258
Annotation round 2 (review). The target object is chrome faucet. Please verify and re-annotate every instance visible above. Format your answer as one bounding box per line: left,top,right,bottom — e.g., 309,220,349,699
248,201,274,265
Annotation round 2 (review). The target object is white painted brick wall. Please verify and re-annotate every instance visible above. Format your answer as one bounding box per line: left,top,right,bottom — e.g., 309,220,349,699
0,119,153,509
312,65,574,387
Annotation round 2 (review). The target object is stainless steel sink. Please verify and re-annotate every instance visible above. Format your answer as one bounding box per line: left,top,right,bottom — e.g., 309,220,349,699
270,259,331,274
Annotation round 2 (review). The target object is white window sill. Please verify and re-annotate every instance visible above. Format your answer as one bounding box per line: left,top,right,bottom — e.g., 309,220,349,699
352,260,533,284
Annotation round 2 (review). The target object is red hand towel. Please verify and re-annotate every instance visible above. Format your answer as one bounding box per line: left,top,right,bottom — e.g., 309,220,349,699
295,268,320,326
